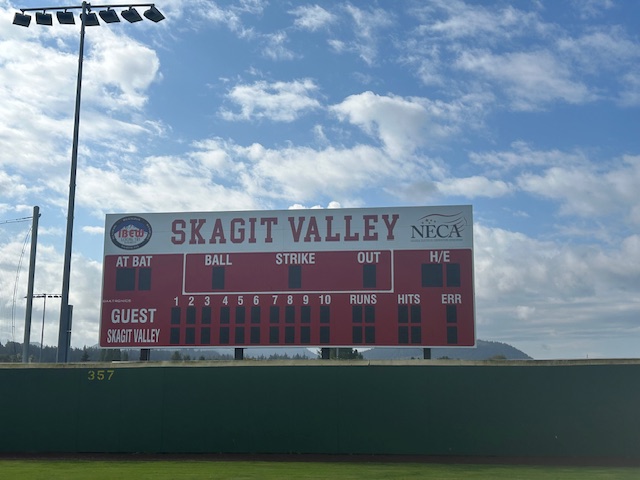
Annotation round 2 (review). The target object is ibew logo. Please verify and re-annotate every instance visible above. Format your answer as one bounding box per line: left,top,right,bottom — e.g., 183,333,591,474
110,216,152,250
410,212,467,240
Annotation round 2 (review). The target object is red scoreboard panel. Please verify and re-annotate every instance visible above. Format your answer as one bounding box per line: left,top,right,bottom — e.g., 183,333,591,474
100,206,475,349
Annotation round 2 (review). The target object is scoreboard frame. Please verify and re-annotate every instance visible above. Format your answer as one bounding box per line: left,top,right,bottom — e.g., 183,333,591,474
99,205,475,349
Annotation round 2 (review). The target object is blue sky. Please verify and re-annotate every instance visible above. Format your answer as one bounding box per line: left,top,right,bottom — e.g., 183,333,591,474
0,0,639,359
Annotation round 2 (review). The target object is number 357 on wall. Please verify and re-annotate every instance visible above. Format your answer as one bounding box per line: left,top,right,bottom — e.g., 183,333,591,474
87,369,114,381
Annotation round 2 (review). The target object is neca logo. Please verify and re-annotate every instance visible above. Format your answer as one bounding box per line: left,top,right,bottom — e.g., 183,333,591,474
410,212,467,240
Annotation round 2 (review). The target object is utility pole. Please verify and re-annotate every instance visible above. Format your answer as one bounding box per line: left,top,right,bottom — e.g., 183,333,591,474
22,206,39,363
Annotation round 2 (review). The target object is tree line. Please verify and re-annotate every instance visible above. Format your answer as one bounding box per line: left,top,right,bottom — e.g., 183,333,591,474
0,340,363,363
0,341,124,363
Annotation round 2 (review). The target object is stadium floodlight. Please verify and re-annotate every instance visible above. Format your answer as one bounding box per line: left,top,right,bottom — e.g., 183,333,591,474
57,11,75,24
80,11,99,26
143,5,164,22
13,12,31,27
99,8,120,23
11,2,166,363
121,7,142,23
36,11,53,25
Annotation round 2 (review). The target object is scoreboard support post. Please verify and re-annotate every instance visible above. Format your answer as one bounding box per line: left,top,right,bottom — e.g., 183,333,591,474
423,348,432,360
140,349,150,361
234,348,244,360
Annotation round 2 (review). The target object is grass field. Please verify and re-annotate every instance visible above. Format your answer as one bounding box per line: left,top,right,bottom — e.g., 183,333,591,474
0,458,639,480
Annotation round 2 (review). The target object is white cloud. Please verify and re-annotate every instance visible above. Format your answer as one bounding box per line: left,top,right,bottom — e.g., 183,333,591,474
290,5,337,31
517,155,640,222
571,0,615,20
331,92,431,156
200,1,258,38
0,16,163,183
405,3,638,109
475,224,593,301
260,31,296,61
456,49,593,110
70,135,452,216
77,155,259,215
0,171,29,199
67,254,103,348
330,91,488,156
402,2,550,88
328,39,346,55
436,176,513,199
557,28,640,74
470,142,588,172
83,29,161,111
81,226,104,235
288,201,341,210
0,38,78,170
241,144,394,202
416,0,546,41
337,4,395,65
474,223,640,356
220,79,321,122
618,72,640,107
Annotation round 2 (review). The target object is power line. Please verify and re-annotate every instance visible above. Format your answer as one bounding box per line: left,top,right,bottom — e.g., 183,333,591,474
0,215,36,353
11,227,32,345
0,216,33,226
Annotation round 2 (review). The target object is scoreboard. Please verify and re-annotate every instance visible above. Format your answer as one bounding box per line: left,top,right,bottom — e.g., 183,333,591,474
99,206,475,349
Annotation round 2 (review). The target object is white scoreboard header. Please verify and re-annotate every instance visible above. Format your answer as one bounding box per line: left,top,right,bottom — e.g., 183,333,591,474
104,205,473,255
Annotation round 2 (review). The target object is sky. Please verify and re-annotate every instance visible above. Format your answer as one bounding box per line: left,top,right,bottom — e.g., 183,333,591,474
0,0,639,360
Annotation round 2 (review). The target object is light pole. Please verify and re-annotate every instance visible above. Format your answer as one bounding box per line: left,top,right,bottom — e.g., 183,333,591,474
32,294,62,362
13,3,165,363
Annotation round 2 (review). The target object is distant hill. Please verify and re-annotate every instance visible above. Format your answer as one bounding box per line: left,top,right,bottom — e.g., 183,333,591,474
362,340,532,360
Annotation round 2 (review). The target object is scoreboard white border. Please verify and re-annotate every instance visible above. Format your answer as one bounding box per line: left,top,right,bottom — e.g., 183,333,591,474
101,205,475,349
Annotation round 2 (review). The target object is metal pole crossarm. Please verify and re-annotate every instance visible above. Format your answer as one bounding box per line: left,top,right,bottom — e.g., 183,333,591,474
19,4,160,13
15,3,164,27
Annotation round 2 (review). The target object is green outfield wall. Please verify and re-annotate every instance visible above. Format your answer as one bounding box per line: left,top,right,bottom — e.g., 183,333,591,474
1,359,638,459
